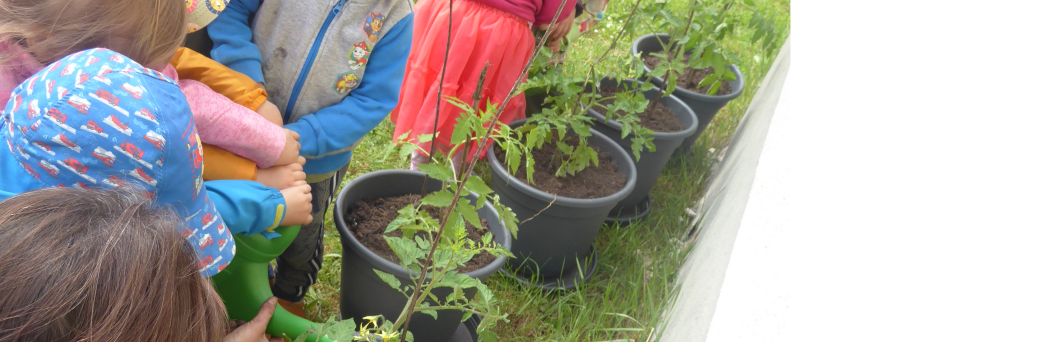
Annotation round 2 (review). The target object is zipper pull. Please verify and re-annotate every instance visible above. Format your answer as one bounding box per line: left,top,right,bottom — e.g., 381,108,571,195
333,0,349,14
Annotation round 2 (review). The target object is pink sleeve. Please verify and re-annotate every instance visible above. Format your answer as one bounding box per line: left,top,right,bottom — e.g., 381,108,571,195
179,79,286,168
535,0,576,27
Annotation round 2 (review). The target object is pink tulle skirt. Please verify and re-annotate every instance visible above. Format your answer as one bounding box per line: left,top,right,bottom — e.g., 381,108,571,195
390,0,534,160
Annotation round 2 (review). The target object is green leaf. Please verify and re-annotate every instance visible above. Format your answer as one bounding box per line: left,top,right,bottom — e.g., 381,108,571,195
385,236,425,266
420,310,439,320
464,176,493,196
418,162,454,181
479,331,499,342
498,204,519,239
442,214,467,242
456,199,482,229
698,74,718,88
524,154,535,185
744,0,756,6
385,207,416,233
421,190,455,208
450,116,472,148
373,269,401,290
707,81,723,95
505,145,521,175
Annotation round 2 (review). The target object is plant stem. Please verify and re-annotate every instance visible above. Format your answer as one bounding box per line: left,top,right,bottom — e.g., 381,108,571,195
420,0,456,198
648,4,696,111
397,1,569,340
458,65,489,178
573,0,643,117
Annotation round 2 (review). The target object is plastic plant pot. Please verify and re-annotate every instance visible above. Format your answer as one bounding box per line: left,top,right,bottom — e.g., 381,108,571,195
487,120,636,288
211,225,333,342
632,33,745,154
334,170,512,342
584,78,698,223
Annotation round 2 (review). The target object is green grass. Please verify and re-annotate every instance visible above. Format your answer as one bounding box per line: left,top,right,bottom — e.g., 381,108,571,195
301,0,789,340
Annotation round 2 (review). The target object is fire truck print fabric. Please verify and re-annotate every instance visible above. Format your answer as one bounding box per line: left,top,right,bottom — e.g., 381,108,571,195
0,49,233,277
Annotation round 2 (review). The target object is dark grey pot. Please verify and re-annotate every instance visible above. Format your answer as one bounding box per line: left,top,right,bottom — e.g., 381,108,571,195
335,170,511,342
486,120,636,280
584,78,698,223
632,33,745,154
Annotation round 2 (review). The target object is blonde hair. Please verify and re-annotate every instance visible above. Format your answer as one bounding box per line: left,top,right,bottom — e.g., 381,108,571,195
0,0,186,68
0,187,228,341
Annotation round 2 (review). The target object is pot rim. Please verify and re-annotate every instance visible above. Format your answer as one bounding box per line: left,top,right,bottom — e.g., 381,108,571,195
631,33,746,101
583,78,699,140
334,169,513,280
486,123,638,208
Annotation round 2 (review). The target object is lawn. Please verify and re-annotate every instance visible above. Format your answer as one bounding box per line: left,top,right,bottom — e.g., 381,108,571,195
300,0,790,340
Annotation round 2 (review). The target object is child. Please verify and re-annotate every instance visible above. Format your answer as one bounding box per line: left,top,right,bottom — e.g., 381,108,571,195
0,187,229,341
0,0,310,276
208,0,414,311
175,1,305,185
0,187,285,342
389,0,576,170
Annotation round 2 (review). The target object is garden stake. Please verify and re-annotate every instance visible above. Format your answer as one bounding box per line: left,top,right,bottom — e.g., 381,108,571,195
420,0,456,198
456,64,490,178
396,0,570,340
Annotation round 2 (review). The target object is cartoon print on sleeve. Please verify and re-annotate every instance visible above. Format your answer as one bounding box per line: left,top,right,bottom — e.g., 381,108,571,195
206,0,226,13
333,72,359,95
362,12,386,43
347,41,371,70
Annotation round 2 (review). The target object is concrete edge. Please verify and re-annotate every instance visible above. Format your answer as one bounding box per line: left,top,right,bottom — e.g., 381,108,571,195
654,37,792,342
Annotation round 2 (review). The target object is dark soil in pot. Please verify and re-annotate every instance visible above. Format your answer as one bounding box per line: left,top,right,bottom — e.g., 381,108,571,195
487,120,635,282
345,194,497,273
495,133,627,199
335,170,511,342
584,78,698,223
642,52,734,96
632,33,745,154
592,86,686,132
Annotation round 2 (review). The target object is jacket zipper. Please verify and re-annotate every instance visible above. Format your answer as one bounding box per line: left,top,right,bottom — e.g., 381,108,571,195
284,0,348,121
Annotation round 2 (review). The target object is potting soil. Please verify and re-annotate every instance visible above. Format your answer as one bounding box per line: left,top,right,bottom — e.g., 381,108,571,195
592,86,686,132
496,134,628,199
643,53,734,96
344,194,496,273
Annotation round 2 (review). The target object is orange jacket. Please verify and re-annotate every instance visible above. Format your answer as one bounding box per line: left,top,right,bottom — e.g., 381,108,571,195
171,47,264,181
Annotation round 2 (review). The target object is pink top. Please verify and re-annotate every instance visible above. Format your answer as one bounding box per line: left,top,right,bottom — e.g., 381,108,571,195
474,0,576,25
159,66,286,168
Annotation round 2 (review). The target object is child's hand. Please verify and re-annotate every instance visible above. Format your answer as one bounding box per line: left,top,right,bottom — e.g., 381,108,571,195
256,156,306,189
223,297,284,342
276,129,301,166
537,15,575,53
256,100,283,126
280,181,313,226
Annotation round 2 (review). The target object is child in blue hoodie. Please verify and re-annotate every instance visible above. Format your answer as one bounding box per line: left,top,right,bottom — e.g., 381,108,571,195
207,0,414,312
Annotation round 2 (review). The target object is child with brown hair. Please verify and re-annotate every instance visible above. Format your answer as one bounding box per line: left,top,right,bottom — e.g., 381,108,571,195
0,0,310,275
0,187,227,341
0,187,284,342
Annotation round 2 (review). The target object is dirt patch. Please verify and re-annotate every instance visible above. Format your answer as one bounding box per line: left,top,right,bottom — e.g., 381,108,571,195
344,194,496,273
496,133,627,199
591,86,686,133
643,52,734,96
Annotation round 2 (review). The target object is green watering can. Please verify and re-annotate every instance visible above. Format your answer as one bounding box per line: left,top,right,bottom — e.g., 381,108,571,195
211,225,334,342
